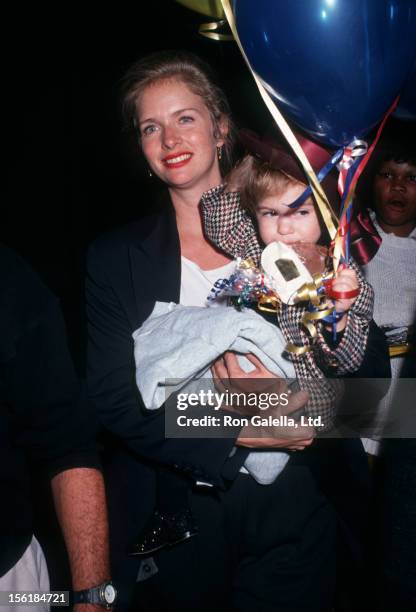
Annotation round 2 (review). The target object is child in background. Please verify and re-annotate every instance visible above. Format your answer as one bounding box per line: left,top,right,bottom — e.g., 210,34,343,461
351,141,416,454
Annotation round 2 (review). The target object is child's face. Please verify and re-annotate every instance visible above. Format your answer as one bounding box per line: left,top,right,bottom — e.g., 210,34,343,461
255,183,321,246
374,160,416,235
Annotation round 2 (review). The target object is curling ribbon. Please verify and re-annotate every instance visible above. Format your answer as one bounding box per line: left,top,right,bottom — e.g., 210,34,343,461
220,0,338,244
336,159,361,261
350,209,382,265
285,274,335,354
288,303,335,354
324,284,360,301
284,340,312,355
285,304,334,355
337,140,368,195
389,343,411,358
258,295,280,313
239,257,257,270
341,95,400,208
288,148,344,209
286,306,334,354
335,142,367,262
332,95,400,266
199,19,234,41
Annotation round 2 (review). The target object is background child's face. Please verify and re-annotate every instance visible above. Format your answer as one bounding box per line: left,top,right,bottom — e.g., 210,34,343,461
255,183,322,246
373,160,416,234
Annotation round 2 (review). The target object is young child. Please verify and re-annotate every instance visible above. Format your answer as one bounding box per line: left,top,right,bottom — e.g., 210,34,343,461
351,140,416,453
201,131,375,382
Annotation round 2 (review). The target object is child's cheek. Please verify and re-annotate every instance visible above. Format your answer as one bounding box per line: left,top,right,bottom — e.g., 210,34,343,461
258,219,273,245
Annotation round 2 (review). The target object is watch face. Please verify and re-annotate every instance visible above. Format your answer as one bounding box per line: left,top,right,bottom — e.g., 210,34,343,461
104,585,116,604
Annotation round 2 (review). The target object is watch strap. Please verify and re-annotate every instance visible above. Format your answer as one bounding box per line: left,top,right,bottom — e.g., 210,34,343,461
73,582,116,607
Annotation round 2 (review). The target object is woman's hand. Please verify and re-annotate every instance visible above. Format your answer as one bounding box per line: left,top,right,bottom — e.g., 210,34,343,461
237,433,314,451
211,351,314,451
212,351,288,400
212,351,279,379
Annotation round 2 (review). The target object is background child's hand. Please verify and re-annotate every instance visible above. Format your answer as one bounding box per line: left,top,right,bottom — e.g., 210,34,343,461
326,265,359,331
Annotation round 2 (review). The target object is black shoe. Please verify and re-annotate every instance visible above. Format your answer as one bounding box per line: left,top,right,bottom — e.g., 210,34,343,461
128,508,198,555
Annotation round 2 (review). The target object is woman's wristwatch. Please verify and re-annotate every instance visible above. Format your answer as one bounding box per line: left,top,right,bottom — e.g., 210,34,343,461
73,582,117,608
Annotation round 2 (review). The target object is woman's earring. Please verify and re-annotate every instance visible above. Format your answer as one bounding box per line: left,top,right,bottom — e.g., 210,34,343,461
148,167,153,178
217,145,223,161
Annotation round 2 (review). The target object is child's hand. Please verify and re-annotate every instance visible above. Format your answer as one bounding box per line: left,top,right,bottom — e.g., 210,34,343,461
327,265,359,331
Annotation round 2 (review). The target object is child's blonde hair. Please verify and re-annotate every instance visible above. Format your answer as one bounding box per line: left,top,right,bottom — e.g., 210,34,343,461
226,154,330,245
226,155,307,215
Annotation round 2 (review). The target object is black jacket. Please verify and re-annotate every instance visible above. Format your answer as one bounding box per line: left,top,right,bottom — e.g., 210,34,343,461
86,195,246,487
0,245,99,576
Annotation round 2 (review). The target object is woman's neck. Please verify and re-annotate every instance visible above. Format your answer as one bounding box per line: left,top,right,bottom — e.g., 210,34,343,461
175,199,205,244
169,185,232,270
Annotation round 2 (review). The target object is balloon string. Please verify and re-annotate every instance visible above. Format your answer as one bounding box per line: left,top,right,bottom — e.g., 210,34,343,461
220,0,338,243
288,148,344,209
348,95,399,203
333,95,400,263
338,157,361,262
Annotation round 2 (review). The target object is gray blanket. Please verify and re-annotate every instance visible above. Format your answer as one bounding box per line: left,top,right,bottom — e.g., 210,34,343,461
133,302,297,484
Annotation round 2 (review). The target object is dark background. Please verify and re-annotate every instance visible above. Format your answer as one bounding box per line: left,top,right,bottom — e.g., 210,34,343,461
3,2,273,372
3,2,414,371
4,1,414,594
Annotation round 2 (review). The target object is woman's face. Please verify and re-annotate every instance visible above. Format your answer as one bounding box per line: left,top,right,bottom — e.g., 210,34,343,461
255,183,321,246
136,78,226,195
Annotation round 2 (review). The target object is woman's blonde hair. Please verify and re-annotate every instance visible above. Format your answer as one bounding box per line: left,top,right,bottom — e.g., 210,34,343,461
121,50,235,173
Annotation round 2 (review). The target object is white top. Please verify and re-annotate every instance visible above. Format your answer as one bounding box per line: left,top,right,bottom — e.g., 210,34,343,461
362,213,416,329
361,213,416,454
180,256,236,307
179,256,291,484
181,256,236,485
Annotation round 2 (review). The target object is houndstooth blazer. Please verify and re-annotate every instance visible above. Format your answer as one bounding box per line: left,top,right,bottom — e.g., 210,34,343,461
201,185,375,423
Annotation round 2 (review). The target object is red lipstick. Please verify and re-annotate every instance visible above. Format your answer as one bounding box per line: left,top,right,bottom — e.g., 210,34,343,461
162,151,193,169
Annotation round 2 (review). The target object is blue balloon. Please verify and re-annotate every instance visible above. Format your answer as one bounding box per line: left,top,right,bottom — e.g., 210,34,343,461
234,0,416,146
